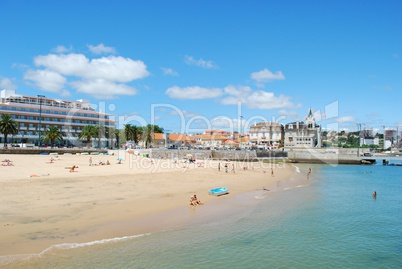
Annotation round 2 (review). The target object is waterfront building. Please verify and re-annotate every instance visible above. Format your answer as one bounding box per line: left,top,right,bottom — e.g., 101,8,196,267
152,133,195,149
283,108,321,149
249,122,284,150
0,89,115,147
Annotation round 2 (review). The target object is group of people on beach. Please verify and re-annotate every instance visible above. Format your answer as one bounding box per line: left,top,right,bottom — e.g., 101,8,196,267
218,162,235,173
89,157,111,166
189,194,203,207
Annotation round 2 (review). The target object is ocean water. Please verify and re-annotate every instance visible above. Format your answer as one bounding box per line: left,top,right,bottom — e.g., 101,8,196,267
2,159,401,269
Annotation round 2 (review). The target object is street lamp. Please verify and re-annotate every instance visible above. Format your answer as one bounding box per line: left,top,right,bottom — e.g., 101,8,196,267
356,123,364,157
37,95,45,147
356,123,362,157
239,116,244,149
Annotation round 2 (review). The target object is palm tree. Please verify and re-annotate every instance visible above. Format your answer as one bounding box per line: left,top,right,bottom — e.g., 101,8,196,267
113,128,120,149
142,124,155,148
79,125,98,148
96,123,105,148
131,125,141,145
0,114,18,148
42,126,63,148
124,124,133,142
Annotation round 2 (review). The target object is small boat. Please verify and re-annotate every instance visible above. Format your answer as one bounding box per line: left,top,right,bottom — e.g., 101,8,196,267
209,187,229,196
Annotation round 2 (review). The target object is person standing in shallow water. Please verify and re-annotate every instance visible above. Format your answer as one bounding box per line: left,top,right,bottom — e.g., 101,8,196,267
372,191,377,199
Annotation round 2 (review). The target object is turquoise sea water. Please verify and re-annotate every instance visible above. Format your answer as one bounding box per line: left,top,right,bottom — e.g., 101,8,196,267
2,159,401,268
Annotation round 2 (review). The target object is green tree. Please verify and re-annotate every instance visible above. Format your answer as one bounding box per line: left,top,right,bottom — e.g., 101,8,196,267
141,124,154,148
0,114,18,148
124,124,133,141
96,123,106,148
42,126,63,148
140,124,163,148
79,125,98,148
124,124,143,146
131,125,142,145
113,128,120,148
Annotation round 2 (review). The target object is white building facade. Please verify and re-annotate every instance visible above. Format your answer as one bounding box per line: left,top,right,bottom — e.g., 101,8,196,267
0,89,115,147
283,109,322,149
249,122,284,150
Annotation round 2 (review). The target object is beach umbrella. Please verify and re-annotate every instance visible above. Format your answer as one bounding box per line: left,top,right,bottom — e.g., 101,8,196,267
117,157,124,161
186,154,193,157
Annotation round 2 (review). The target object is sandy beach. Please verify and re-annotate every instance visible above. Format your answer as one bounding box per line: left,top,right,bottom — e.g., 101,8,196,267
0,151,306,256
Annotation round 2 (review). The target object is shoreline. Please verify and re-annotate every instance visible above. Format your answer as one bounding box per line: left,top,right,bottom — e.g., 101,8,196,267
0,153,307,256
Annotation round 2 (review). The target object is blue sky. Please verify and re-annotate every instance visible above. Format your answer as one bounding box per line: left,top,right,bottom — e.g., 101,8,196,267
0,0,401,134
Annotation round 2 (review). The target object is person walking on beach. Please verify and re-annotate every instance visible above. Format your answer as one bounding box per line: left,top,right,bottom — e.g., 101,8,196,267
307,167,311,179
232,163,235,173
89,157,92,166
218,162,221,172
271,168,274,177
224,163,228,173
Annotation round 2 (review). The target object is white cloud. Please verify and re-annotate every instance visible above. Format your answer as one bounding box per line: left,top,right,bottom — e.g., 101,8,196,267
165,84,296,110
34,54,149,82
52,45,72,53
221,85,295,109
70,79,137,99
184,55,215,69
88,43,116,54
24,69,67,94
278,109,299,120
25,52,150,99
165,86,223,100
170,110,199,118
335,116,357,123
251,68,285,87
161,67,179,76
0,77,16,89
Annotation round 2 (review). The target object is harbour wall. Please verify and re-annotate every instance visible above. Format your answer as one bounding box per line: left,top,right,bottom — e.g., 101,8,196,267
286,148,375,164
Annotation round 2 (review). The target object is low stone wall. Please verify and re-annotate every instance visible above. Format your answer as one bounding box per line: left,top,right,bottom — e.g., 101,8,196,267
148,149,212,160
256,151,287,158
211,150,257,161
0,148,108,155
130,149,258,161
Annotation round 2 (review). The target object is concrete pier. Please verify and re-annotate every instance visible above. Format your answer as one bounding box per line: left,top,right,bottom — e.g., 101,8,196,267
287,149,376,165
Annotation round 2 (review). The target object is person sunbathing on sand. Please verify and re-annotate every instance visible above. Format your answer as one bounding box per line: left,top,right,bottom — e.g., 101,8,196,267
189,196,198,206
193,194,203,205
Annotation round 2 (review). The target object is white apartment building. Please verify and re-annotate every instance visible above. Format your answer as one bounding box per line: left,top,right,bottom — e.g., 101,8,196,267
249,122,284,150
0,89,115,147
283,108,321,149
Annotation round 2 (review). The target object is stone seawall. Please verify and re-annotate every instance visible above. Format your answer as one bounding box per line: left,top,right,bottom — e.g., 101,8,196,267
287,148,376,164
0,148,107,155
137,149,259,161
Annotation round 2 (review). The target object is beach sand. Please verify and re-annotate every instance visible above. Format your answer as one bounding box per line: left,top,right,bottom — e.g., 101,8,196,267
0,151,306,256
